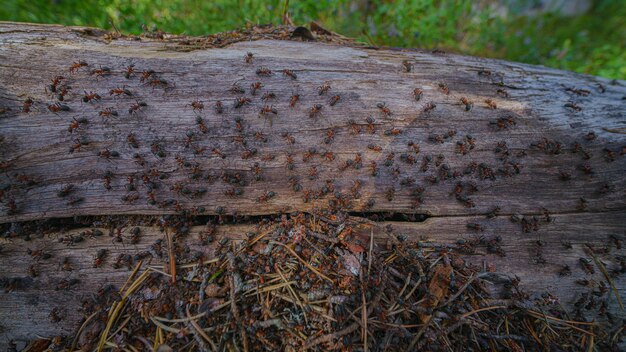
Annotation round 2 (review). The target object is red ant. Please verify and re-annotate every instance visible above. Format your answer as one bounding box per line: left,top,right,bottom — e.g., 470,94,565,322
348,119,361,134
48,102,70,113
257,191,275,203
48,76,65,93
329,95,340,106
82,91,101,103
282,133,295,145
215,100,224,114
22,98,34,113
256,67,272,76
318,83,331,95
309,104,323,118
413,88,423,101
140,70,155,83
191,100,204,112
128,101,147,115
69,60,88,73
234,97,251,108
67,117,88,133
278,68,297,79
109,87,132,97
244,52,254,63
250,82,262,95
99,107,118,119
423,102,436,112
90,66,111,77
124,64,135,79
377,102,391,117
485,99,497,109
438,82,449,95
289,94,300,107
460,97,473,111
259,105,277,116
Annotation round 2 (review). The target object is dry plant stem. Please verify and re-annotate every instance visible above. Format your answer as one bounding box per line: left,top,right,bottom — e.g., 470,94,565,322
186,304,217,352
228,253,249,352
303,289,383,349
270,241,333,283
165,229,177,285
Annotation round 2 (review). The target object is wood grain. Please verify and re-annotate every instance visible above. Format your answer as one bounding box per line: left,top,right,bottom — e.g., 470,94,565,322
1,22,624,222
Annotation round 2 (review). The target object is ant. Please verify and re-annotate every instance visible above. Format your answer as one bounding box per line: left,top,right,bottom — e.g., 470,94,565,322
369,161,379,176
99,107,118,119
128,101,147,115
27,248,52,260
211,148,225,159
308,166,318,180
69,60,88,73
215,100,224,113
303,147,317,162
309,104,323,118
48,76,65,93
109,87,133,97
22,98,34,113
93,249,107,268
229,83,245,94
145,77,169,89
140,70,155,83
98,148,119,159
262,92,276,101
384,128,402,136
282,133,295,145
289,94,300,107
365,116,376,134
82,91,101,103
325,128,335,144
191,100,204,112
402,60,413,72
438,82,449,95
250,82,262,95
57,184,74,198
256,67,272,76
90,66,111,77
348,119,361,134
413,88,423,101
286,154,295,170
254,131,267,142
377,102,391,117
234,97,251,108
283,69,297,79
121,192,139,203
318,83,331,95
124,64,135,79
423,102,436,112
329,94,340,106
259,105,277,116
257,191,276,203
103,171,112,190
127,133,139,148
68,138,86,153
460,97,473,111
55,85,71,101
48,103,70,113
67,117,88,133
367,144,382,152
244,52,254,63
196,116,209,133
485,99,497,109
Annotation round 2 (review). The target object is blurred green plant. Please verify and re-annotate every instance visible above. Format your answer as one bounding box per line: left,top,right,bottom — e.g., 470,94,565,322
1,0,623,79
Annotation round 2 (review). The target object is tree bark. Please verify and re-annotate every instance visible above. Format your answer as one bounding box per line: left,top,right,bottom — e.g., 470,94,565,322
0,22,624,347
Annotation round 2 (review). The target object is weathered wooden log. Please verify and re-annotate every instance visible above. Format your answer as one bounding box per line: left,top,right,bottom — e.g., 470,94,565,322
0,22,624,348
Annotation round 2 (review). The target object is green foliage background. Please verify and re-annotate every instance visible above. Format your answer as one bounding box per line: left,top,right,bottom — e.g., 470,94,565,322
1,0,624,79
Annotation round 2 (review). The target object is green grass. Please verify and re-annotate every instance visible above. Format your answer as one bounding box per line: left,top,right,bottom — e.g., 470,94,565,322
1,0,623,79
